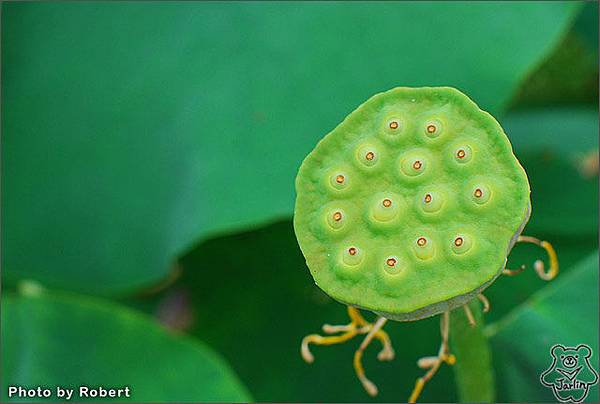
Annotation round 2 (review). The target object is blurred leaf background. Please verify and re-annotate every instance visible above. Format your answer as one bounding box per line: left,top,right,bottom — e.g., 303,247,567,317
2,1,598,402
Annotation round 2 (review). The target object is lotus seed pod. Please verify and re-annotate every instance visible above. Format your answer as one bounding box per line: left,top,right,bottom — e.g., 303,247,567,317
293,87,530,321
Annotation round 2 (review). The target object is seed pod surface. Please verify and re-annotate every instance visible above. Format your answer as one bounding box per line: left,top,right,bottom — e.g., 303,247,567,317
294,87,530,321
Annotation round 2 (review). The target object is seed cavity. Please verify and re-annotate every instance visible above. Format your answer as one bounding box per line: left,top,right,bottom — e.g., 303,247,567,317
356,144,379,168
329,171,349,190
371,195,400,222
326,208,346,230
454,145,472,163
471,184,491,205
424,119,442,138
452,234,473,255
400,155,427,177
420,191,443,213
383,255,402,275
413,236,434,260
342,246,363,266
382,117,404,141
387,119,400,132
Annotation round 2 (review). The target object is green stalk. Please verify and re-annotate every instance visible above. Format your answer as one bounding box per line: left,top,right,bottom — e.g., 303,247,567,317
450,299,496,402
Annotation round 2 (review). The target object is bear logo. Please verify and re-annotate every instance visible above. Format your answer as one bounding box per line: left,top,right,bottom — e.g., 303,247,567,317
541,344,599,403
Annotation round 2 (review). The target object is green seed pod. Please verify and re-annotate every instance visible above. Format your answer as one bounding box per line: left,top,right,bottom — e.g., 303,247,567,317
294,87,530,321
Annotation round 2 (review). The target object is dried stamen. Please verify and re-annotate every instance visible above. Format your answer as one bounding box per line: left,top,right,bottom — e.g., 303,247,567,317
424,194,432,203
454,237,463,247
365,151,375,161
417,237,427,246
335,174,345,184
348,247,357,256
382,198,392,208
333,212,342,222
413,160,422,170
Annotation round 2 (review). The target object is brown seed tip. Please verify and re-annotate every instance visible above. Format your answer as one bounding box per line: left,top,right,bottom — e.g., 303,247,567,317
386,257,397,267
348,247,357,256
417,237,427,246
365,151,375,161
474,188,483,198
426,124,437,134
424,193,432,203
333,212,342,221
335,174,345,184
413,160,422,170
382,198,392,207
454,237,464,247
457,149,466,159
389,121,399,130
